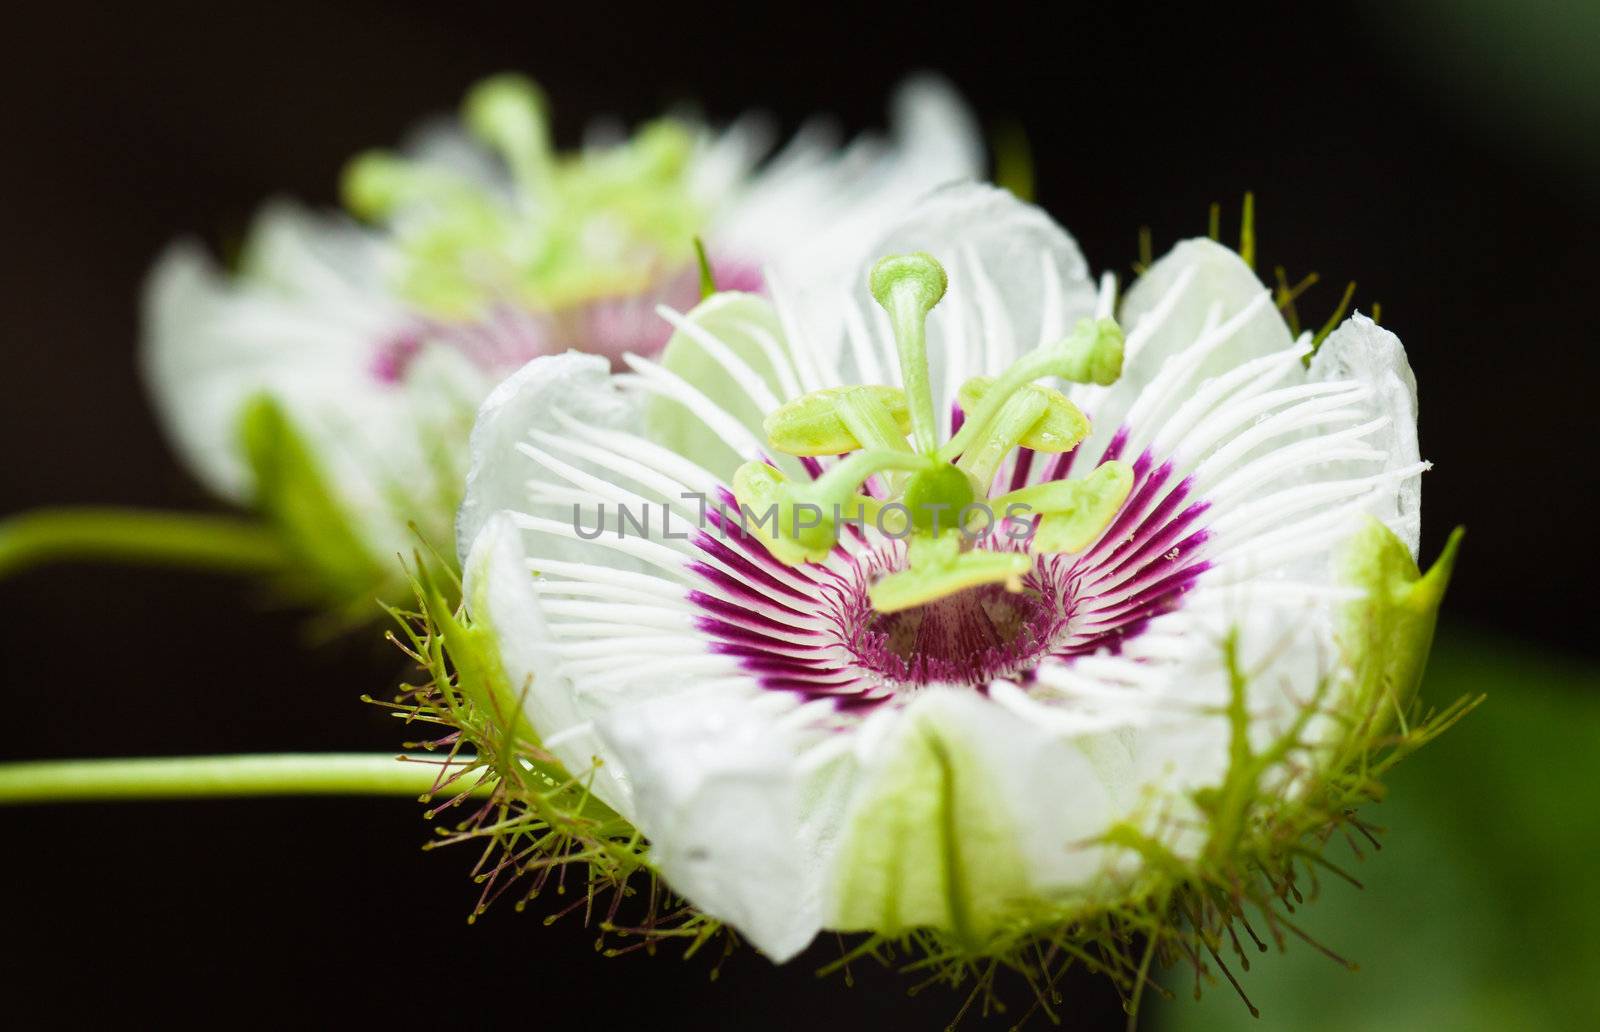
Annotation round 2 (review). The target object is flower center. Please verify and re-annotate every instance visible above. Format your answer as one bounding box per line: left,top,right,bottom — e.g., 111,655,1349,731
694,445,1213,705
848,570,1060,687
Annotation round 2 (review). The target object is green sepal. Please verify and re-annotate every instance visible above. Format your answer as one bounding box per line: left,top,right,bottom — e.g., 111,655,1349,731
868,535,1032,613
1337,519,1463,727
386,553,639,888
237,394,388,613
955,376,1088,453
421,556,537,755
763,386,912,457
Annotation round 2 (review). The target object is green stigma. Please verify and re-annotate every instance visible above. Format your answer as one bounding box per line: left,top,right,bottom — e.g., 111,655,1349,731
870,251,949,313
733,252,1135,613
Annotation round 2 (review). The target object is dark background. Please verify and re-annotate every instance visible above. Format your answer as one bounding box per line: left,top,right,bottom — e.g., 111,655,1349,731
2,2,1594,1028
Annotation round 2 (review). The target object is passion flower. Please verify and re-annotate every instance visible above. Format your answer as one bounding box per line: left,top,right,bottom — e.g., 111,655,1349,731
429,184,1461,1008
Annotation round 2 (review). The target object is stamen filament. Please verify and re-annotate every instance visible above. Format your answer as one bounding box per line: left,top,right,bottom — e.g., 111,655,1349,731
0,753,489,805
0,507,289,580
955,390,1047,494
939,318,1123,462
808,449,932,502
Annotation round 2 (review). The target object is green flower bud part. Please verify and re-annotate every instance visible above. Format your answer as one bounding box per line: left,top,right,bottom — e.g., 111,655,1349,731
731,448,930,566
629,119,695,180
869,250,949,312
340,151,421,221
938,316,1125,463
900,463,977,534
1058,315,1126,386
237,395,387,609
692,236,716,300
1337,518,1463,729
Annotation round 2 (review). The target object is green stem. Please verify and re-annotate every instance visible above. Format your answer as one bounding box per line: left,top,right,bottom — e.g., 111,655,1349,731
0,753,483,805
0,507,288,579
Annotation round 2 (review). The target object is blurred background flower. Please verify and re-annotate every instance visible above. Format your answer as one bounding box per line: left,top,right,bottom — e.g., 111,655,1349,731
1,1,1594,1028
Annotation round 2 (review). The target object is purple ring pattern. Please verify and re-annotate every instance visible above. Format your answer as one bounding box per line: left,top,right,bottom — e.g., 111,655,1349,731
689,431,1212,708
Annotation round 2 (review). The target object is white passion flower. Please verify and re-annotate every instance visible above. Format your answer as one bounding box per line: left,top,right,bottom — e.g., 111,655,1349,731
427,184,1461,1008
141,74,980,614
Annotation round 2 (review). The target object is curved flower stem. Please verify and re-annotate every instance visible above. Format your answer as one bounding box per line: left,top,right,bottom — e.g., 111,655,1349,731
0,507,288,580
0,753,484,805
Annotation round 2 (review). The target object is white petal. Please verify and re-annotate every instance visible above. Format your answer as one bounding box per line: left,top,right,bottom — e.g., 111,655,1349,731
1308,313,1423,557
1081,238,1293,463
142,243,261,501
594,689,828,961
643,293,799,482
456,351,641,565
